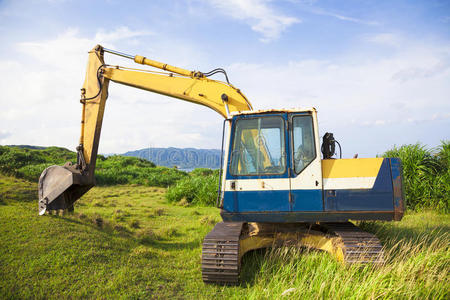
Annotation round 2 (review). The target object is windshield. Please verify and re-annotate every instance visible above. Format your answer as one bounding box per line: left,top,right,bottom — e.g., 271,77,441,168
292,115,315,174
230,116,286,176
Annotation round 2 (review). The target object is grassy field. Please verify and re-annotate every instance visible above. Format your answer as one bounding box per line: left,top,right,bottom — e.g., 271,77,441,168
0,174,449,299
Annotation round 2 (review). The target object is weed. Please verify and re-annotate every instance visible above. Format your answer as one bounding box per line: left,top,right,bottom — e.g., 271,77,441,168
158,227,178,238
130,246,156,259
200,216,218,226
94,216,103,228
130,219,140,229
112,209,130,222
92,200,104,207
113,224,129,233
177,198,189,207
153,208,165,216
104,193,119,198
136,228,159,244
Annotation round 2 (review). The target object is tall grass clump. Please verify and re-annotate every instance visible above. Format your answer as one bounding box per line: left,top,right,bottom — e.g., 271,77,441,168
239,227,448,299
166,169,219,206
383,141,449,212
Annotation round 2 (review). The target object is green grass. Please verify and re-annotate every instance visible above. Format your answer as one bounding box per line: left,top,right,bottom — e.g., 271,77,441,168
0,174,448,299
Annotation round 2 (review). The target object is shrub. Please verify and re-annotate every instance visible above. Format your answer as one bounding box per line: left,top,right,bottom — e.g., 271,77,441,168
17,163,53,181
189,168,217,177
383,141,449,213
95,159,187,187
0,145,75,180
166,169,219,206
0,145,187,186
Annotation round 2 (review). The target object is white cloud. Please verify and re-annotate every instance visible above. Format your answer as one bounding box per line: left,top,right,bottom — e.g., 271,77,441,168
292,2,379,26
365,33,400,46
0,129,11,142
94,26,153,43
391,60,450,82
365,33,450,82
17,27,152,70
308,7,379,25
208,0,300,42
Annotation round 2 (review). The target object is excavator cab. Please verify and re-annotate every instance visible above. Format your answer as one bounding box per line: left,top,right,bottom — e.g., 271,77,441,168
221,109,323,216
220,108,405,223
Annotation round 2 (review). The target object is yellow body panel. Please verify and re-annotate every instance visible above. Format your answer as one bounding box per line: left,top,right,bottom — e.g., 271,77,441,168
322,158,383,179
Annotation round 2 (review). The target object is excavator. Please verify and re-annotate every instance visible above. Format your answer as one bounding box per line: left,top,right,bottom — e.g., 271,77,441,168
38,45,405,284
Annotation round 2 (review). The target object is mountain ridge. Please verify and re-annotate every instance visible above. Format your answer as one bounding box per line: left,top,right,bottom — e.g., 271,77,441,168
4,145,222,170
122,147,222,169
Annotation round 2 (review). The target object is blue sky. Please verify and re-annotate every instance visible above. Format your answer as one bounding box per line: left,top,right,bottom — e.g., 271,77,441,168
0,0,449,157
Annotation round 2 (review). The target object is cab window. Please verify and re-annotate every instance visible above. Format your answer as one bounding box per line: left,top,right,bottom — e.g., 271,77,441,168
292,115,315,174
230,116,286,176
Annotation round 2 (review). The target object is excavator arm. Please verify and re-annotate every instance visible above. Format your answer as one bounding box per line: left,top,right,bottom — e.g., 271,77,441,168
38,45,252,215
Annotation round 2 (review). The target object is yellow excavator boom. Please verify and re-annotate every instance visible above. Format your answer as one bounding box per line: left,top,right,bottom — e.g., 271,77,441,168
38,44,253,215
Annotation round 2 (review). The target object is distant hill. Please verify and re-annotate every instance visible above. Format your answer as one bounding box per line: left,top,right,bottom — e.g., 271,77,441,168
3,145,222,170
122,147,222,170
6,145,48,150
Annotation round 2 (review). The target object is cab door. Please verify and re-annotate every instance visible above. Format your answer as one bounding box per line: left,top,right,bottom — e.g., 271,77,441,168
289,112,323,211
223,113,291,213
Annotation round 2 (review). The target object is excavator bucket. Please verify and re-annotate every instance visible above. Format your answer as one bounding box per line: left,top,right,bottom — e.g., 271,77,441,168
38,164,93,215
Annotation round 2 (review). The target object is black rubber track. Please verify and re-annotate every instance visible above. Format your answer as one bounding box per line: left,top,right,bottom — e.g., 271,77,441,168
201,222,244,284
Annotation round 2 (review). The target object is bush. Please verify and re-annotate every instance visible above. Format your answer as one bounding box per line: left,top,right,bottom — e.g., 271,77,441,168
189,168,217,177
0,146,187,187
0,146,75,180
383,141,449,213
16,163,54,181
166,169,219,206
95,164,187,187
